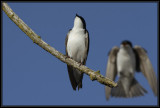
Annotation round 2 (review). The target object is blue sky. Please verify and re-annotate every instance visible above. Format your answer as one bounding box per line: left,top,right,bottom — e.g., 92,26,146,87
2,2,158,106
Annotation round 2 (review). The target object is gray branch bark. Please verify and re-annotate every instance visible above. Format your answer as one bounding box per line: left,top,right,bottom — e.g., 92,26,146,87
2,2,117,88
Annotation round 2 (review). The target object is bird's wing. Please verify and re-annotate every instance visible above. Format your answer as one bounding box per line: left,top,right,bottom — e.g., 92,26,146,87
105,46,119,100
133,45,157,96
65,29,71,56
82,30,89,65
65,29,77,90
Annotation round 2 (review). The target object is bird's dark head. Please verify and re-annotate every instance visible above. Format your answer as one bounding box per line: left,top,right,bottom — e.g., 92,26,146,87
121,40,133,48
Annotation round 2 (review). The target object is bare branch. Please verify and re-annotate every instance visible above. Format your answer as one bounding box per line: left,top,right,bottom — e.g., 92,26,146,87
2,2,117,88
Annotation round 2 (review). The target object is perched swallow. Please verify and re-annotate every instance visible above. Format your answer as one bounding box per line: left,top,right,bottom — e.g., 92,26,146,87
65,14,89,90
105,40,157,100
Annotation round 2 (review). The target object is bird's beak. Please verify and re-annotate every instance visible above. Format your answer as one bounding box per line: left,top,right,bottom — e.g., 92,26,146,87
75,13,79,17
121,43,128,48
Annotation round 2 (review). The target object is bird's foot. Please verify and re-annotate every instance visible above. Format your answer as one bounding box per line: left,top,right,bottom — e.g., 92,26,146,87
65,55,70,60
79,62,83,67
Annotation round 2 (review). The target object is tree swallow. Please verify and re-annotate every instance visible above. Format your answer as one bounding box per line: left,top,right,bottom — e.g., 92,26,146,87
65,14,89,90
105,40,157,100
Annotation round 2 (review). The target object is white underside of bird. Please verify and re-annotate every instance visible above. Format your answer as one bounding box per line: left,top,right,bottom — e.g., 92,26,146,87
116,46,136,96
117,46,136,77
67,28,86,63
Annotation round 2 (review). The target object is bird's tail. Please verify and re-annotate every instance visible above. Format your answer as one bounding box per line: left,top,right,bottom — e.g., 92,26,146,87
111,78,147,98
67,65,83,90
73,68,83,90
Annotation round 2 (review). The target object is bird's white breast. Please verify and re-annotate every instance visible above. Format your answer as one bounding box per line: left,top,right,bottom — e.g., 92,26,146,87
117,48,136,77
67,29,86,63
